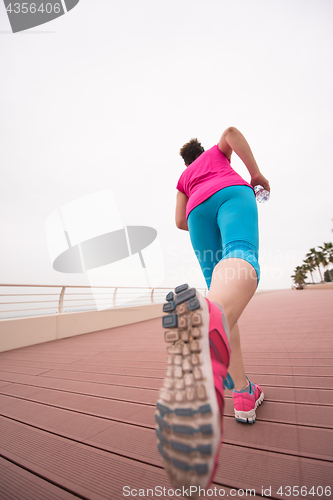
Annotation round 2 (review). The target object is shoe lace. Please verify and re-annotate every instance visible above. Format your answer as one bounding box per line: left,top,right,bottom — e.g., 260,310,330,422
212,359,234,390
223,372,234,390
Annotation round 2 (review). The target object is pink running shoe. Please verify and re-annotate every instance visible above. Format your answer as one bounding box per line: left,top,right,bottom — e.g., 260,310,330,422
232,380,264,423
155,284,232,495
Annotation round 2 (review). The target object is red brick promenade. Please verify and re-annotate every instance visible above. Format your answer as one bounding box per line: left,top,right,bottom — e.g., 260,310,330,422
0,289,332,499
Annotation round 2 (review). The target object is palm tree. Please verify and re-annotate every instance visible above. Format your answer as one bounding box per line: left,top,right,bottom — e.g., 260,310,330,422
303,257,315,284
319,242,333,266
291,265,307,289
317,249,328,276
306,248,325,282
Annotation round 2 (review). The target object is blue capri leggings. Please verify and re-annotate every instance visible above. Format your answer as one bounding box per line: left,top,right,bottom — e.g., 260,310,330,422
187,185,260,289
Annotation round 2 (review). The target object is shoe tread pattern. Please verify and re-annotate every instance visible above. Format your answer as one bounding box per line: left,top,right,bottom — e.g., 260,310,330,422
156,284,220,490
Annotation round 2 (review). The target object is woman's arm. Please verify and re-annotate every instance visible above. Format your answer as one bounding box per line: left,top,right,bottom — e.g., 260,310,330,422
219,127,270,192
175,191,189,231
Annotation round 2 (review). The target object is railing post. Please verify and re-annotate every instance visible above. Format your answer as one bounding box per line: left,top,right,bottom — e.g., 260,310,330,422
151,288,154,304
113,288,118,307
58,286,66,313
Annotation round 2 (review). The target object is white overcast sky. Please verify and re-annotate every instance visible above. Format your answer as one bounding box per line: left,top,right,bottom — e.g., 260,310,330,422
0,0,332,291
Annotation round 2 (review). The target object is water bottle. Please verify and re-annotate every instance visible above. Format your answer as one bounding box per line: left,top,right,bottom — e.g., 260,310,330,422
254,185,270,203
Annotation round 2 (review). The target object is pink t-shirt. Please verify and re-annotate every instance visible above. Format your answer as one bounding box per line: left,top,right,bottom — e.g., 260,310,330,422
177,144,253,218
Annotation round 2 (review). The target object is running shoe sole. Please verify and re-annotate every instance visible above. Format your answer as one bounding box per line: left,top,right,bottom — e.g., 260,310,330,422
155,285,222,494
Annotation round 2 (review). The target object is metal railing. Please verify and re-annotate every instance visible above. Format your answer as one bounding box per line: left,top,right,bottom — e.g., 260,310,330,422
0,284,208,320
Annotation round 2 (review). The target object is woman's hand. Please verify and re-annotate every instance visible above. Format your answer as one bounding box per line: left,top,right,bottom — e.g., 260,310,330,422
250,172,270,193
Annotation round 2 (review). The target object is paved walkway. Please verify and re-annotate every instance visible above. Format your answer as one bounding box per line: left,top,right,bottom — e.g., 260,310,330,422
0,289,332,500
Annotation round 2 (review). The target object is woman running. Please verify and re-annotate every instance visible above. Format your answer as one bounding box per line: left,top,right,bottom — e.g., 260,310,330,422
155,126,270,494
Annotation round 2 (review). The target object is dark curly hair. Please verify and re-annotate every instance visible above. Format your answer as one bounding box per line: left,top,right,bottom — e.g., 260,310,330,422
179,138,205,165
